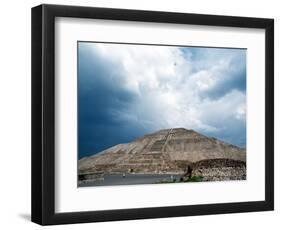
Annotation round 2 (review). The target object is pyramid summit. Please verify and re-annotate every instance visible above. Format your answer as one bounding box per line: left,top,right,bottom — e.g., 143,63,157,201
78,128,246,182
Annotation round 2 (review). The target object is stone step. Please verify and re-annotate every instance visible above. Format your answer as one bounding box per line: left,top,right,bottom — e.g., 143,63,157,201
150,140,166,151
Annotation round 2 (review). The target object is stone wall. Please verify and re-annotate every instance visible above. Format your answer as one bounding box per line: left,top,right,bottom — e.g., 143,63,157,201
191,159,246,181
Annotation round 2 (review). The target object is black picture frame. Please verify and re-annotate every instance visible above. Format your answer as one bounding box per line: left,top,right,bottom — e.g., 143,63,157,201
31,4,274,225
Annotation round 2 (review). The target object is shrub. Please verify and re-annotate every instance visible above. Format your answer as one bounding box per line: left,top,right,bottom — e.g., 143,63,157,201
185,176,203,182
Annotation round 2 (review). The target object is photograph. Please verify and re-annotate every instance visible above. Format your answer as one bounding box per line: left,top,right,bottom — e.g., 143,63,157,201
77,42,247,187
30,3,274,225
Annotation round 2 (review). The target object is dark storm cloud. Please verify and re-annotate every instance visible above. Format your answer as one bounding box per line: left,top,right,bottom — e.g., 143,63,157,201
78,43,146,158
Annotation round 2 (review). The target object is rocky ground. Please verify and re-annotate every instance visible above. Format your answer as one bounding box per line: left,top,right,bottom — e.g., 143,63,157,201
190,159,246,181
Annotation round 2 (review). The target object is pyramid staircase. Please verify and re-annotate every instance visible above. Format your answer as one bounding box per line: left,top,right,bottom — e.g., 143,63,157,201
113,129,181,173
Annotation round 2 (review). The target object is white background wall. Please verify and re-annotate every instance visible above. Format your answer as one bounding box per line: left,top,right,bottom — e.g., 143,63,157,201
0,0,279,229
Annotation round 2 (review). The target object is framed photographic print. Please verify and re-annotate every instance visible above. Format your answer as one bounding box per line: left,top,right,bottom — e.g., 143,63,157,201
31,4,274,225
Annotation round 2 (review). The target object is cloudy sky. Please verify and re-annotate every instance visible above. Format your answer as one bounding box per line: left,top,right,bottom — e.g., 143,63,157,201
78,42,246,158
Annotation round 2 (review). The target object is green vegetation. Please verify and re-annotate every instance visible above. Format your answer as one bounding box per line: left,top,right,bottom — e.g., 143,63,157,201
184,176,203,182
